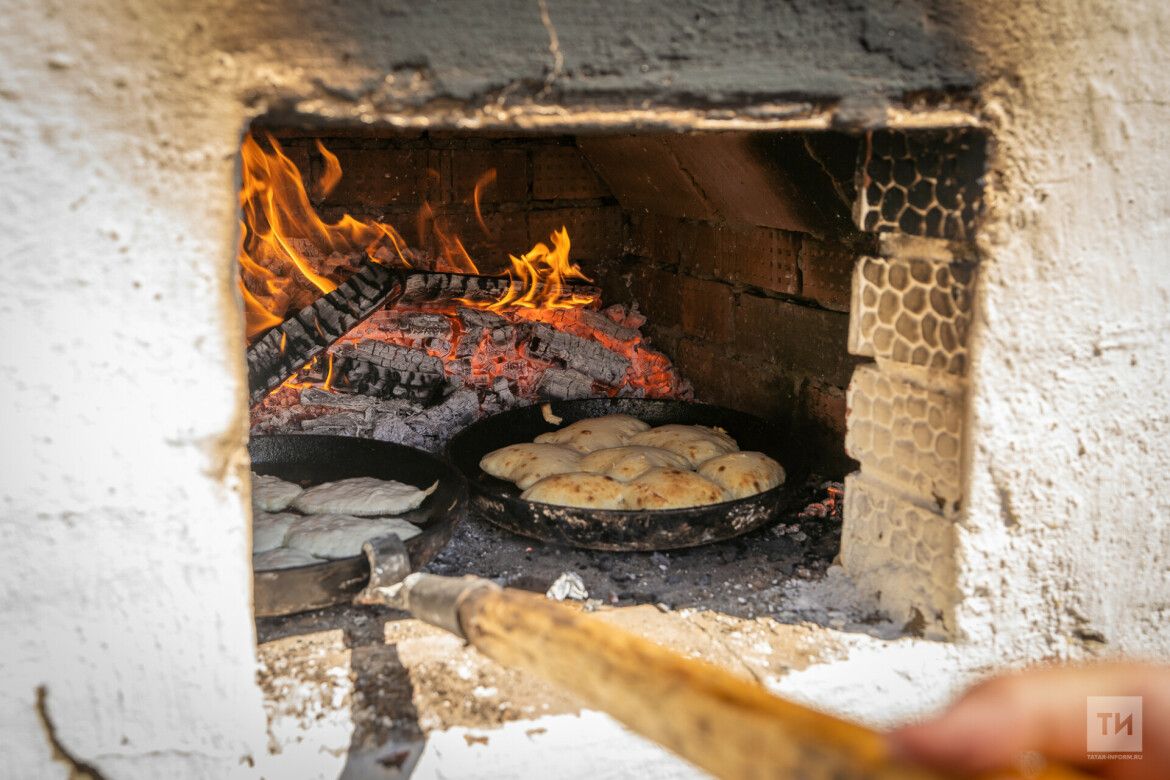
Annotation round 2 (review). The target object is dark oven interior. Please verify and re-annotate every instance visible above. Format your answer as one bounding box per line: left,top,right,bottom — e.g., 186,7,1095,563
245,125,869,475
245,122,878,629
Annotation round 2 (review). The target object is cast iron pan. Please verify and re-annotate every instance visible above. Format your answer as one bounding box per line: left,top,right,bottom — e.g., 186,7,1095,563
249,434,467,617
447,398,809,551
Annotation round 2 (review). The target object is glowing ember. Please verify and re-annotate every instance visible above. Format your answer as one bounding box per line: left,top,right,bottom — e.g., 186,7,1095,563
244,132,693,450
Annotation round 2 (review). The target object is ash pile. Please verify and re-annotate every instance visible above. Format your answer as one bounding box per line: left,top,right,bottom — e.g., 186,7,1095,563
250,273,692,453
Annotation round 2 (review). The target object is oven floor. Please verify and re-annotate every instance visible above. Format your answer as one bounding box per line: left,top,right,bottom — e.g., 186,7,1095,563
253,483,980,779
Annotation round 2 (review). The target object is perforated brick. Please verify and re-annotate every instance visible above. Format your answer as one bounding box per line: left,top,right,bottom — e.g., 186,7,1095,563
855,128,987,241
840,473,958,636
849,255,975,374
846,364,964,513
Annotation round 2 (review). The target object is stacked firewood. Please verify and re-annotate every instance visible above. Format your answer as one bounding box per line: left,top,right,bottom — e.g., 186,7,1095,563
250,272,692,452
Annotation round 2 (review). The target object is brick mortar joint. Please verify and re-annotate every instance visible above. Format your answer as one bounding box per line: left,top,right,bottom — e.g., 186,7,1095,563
622,254,855,316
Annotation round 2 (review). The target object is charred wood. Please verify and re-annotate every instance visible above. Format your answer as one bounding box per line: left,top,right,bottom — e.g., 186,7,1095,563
328,341,448,403
246,261,405,405
526,324,630,385
538,368,596,400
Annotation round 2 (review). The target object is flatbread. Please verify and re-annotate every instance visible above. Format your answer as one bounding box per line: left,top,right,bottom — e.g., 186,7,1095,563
291,476,438,517
578,445,691,482
697,451,786,499
252,511,298,553
252,473,304,512
628,424,739,467
480,443,583,489
623,468,729,509
534,414,651,454
284,513,423,560
521,472,627,509
252,546,323,571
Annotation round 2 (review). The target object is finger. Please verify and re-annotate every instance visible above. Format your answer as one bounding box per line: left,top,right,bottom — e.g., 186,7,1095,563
888,665,1146,775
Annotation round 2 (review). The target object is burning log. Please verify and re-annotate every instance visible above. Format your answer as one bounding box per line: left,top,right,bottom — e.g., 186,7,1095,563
246,261,405,405
299,386,418,417
402,271,600,305
371,388,480,451
248,269,604,407
540,308,640,344
526,323,630,385
328,341,448,403
366,310,453,349
537,368,595,400
457,307,516,355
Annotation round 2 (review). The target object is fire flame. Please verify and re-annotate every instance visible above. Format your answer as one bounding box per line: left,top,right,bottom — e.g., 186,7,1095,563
238,133,412,339
467,227,597,312
238,132,595,342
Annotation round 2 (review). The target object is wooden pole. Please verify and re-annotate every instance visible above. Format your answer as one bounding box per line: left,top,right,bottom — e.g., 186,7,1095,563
458,587,1089,780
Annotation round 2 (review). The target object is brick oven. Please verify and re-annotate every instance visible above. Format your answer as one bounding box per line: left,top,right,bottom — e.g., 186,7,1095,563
7,1,1170,778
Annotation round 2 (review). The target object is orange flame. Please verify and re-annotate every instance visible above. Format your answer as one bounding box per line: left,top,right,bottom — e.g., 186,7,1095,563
473,227,597,311
239,133,596,342
472,169,497,239
417,198,480,275
238,132,412,339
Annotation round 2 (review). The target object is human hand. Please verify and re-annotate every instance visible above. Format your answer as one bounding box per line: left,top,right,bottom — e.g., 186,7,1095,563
887,663,1170,779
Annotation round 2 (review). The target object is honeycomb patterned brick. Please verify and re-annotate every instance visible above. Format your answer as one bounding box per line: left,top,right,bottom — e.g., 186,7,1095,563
840,472,957,635
849,255,974,375
846,364,963,513
855,129,987,241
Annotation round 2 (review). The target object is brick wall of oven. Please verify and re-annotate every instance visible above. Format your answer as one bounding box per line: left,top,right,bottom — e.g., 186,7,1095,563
575,131,872,476
598,214,866,476
270,128,866,474
267,130,624,275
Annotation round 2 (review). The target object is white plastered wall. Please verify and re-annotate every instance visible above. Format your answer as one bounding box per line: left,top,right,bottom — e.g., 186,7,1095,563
841,0,1170,657
0,4,268,778
954,0,1170,657
4,0,1170,776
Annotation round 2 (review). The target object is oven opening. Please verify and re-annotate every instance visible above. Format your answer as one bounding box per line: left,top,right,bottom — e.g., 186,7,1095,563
243,118,985,772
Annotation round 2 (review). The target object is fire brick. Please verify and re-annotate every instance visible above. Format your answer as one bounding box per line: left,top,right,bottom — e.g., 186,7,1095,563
800,379,848,439
318,148,423,208
626,212,682,266
526,206,623,264
733,293,856,388
576,135,716,220
665,133,822,233
448,149,528,204
678,275,735,344
799,239,857,312
624,265,684,328
695,223,800,295
533,146,611,200
675,339,798,423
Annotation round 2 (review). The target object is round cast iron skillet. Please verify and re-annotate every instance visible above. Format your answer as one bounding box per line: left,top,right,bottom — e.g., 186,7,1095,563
447,398,808,551
249,434,468,617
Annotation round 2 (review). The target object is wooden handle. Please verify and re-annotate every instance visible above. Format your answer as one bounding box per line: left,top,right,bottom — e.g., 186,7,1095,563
459,588,1090,780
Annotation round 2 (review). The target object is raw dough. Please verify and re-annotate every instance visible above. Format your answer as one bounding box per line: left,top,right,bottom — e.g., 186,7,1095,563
284,514,423,560
480,443,583,489
534,414,650,454
252,512,298,553
291,476,438,517
628,424,739,467
578,445,691,482
252,473,304,512
252,546,323,571
623,468,729,509
698,451,786,499
521,472,627,509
